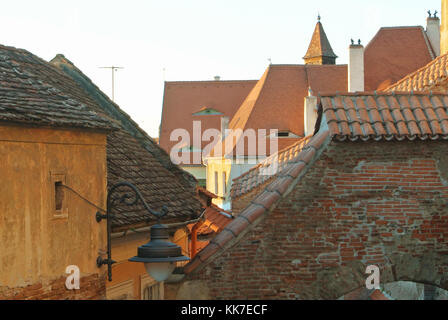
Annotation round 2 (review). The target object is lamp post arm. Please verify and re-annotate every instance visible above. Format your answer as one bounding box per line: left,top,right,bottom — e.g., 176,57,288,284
96,181,168,282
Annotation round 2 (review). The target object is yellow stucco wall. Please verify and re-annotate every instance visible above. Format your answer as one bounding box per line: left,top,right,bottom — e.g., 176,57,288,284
106,227,190,300
442,0,448,54
0,125,107,288
206,158,232,208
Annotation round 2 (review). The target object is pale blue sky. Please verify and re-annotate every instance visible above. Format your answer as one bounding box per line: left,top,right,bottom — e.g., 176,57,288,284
0,0,441,137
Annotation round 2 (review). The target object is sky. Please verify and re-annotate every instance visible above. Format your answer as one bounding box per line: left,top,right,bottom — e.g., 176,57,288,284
0,0,441,137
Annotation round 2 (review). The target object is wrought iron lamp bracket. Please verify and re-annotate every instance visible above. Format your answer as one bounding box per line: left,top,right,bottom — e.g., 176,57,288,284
95,182,168,281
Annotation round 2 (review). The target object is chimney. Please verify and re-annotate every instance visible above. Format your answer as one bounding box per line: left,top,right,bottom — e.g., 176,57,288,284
304,92,318,137
426,11,441,56
221,116,229,141
348,39,365,92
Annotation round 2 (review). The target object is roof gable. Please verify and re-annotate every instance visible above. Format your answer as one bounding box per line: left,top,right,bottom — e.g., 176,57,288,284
209,64,347,157
159,80,257,158
385,52,448,92
364,26,434,91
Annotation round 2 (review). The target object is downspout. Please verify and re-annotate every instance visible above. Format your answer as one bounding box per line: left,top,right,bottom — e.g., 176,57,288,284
191,220,205,258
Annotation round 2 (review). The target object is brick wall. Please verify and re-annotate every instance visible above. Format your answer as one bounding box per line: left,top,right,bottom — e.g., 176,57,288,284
185,141,448,300
0,273,106,300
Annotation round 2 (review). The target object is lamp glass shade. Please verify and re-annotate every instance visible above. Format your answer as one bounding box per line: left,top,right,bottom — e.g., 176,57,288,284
144,262,176,282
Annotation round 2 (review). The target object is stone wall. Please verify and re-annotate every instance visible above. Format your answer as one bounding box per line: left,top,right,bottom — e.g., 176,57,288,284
183,141,448,300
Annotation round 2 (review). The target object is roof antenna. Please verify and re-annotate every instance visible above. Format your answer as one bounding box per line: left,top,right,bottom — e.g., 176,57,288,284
99,66,124,102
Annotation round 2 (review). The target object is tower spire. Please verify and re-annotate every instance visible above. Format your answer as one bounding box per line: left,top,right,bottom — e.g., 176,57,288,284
303,17,337,65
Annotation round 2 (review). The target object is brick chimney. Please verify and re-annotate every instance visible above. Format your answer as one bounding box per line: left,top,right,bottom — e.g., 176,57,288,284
427,12,441,56
348,40,365,92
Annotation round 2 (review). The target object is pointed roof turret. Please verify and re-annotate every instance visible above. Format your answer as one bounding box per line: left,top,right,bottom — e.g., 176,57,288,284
303,16,338,65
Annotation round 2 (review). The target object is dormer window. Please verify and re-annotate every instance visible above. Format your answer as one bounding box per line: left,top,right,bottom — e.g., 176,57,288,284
268,131,300,139
192,107,223,116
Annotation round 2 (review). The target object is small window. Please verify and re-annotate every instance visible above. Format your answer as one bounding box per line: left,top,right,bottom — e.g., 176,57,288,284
50,171,68,219
222,172,227,195
55,181,64,211
214,171,219,194
278,131,290,137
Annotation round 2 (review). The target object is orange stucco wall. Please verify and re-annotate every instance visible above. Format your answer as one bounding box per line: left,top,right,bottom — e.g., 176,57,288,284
0,125,108,296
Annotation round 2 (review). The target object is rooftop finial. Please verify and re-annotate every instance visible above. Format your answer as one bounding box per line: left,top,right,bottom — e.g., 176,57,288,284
318,13,321,21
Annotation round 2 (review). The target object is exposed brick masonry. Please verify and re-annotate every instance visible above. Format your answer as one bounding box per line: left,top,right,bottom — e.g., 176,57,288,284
0,274,106,300
186,141,448,299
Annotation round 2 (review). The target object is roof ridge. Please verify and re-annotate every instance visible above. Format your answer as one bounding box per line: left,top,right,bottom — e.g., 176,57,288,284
231,135,311,183
165,79,258,85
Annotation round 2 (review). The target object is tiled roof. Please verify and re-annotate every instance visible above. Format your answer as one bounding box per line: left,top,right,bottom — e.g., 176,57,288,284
303,20,337,60
183,91,448,274
208,64,347,157
159,79,257,164
184,130,331,274
364,27,435,91
386,52,448,92
0,45,115,131
230,136,312,199
0,49,203,230
319,92,448,142
188,204,233,236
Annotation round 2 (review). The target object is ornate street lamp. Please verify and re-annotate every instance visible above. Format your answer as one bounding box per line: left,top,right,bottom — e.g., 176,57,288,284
96,182,190,282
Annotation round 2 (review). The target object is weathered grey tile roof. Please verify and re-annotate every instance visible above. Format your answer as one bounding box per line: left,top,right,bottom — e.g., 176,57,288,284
0,44,202,230
0,45,115,131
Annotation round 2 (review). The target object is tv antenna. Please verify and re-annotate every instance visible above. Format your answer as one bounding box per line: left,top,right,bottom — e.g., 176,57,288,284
99,66,124,101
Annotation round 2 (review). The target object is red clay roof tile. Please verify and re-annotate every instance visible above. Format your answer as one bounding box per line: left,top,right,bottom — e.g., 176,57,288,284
209,64,347,158
365,26,434,91
210,229,235,249
224,217,251,237
386,52,448,92
319,92,448,141
196,242,220,262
